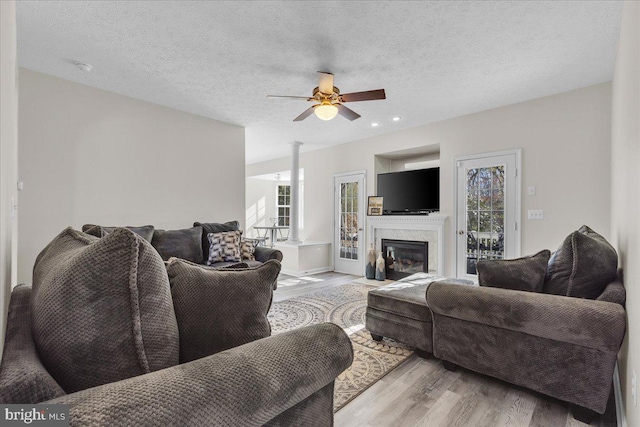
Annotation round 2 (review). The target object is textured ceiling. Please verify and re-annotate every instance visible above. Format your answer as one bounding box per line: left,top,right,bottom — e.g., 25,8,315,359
16,1,623,164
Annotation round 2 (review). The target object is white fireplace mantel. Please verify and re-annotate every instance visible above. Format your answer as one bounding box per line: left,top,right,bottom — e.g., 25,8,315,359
367,214,447,276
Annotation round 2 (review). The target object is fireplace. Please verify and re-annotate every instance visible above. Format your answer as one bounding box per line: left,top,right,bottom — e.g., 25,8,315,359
381,239,429,280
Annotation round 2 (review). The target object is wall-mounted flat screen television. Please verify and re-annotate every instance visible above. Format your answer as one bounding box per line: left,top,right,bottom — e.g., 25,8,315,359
377,168,439,214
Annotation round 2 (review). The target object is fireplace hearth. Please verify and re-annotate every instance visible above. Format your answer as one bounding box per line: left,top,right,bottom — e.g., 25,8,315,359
381,239,429,280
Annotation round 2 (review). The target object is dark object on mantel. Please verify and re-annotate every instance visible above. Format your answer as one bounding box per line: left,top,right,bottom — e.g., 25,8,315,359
382,209,439,216
377,168,440,213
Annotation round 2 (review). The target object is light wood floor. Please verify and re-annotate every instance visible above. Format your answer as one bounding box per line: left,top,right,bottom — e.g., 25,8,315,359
275,272,617,427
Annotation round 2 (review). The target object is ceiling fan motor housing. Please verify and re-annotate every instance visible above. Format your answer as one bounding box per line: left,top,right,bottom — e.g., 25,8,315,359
313,86,340,98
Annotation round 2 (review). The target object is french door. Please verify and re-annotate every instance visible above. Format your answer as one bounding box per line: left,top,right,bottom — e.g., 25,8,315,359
455,150,521,280
334,172,365,275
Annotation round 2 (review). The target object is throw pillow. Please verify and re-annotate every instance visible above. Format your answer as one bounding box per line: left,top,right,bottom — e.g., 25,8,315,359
167,258,281,362
31,227,179,393
544,225,618,299
151,226,204,264
82,224,155,243
477,250,551,293
240,239,257,261
194,221,241,261
207,230,242,265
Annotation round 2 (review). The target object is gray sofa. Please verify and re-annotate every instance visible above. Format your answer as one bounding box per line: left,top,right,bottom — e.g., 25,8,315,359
0,227,352,426
82,220,283,268
427,226,626,424
364,226,625,424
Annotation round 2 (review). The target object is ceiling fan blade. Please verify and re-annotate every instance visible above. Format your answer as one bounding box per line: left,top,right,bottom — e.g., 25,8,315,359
340,89,386,103
267,95,312,100
293,106,316,122
317,71,334,94
337,104,361,121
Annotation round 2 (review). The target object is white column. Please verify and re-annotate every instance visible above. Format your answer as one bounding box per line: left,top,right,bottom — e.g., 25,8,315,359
287,141,302,243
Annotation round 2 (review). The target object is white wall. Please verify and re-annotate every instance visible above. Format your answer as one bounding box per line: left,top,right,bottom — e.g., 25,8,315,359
19,69,245,283
245,177,277,238
611,2,640,425
247,83,612,277
0,0,19,358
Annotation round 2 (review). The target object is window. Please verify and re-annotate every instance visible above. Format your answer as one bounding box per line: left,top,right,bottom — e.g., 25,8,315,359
275,183,303,228
277,185,291,226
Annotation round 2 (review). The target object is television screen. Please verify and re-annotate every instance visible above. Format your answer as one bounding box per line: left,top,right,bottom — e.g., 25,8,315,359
377,168,439,214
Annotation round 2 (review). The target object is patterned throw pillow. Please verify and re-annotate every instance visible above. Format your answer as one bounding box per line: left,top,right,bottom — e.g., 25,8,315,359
207,230,242,264
240,239,256,261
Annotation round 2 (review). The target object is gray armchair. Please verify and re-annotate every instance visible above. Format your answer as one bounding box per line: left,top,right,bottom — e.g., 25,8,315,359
427,277,626,423
0,284,354,426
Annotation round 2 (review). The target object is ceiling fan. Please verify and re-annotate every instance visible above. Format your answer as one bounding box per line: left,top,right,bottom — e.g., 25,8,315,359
267,71,386,122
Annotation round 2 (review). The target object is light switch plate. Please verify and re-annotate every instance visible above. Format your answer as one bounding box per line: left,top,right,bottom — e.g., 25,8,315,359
527,186,536,196
527,210,544,220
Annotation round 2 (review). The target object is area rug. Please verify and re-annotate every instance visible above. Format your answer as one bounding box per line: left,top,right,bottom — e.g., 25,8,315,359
268,283,414,412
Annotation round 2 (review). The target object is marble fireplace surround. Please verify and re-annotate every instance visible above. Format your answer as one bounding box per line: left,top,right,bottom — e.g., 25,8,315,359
367,214,446,276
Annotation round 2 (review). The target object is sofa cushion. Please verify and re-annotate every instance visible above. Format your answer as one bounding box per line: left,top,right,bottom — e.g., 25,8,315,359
194,221,240,261
367,282,432,322
31,227,179,393
240,239,257,261
167,258,281,363
82,224,155,242
544,225,618,299
207,230,242,265
152,226,204,264
477,250,551,293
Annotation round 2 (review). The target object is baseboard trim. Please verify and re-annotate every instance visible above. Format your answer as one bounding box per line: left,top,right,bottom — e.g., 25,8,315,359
614,361,626,427
281,267,332,277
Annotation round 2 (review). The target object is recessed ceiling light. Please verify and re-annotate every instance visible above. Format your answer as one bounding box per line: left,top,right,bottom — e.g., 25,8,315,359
371,122,380,127
392,116,402,122
74,62,92,72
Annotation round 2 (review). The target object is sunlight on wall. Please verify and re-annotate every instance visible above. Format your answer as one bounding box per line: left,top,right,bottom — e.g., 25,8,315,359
258,197,266,220
246,196,267,237
246,204,257,228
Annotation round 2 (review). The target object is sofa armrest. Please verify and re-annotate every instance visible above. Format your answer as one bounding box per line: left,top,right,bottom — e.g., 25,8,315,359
255,246,283,263
597,279,626,307
427,280,626,353
0,285,65,404
48,323,353,426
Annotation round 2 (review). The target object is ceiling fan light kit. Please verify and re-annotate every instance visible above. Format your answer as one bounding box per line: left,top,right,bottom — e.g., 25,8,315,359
314,101,339,121
268,71,386,122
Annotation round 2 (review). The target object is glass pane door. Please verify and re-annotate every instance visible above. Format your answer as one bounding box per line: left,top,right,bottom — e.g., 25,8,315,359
456,151,519,279
334,173,365,276
465,166,505,274
339,181,359,260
